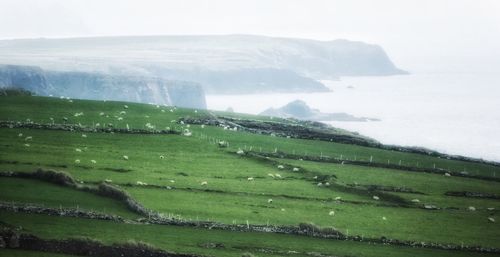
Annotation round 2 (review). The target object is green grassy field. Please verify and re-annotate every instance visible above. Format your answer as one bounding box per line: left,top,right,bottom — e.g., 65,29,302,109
1,95,499,257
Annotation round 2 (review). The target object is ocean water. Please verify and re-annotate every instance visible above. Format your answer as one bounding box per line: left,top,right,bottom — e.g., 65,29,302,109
206,72,500,161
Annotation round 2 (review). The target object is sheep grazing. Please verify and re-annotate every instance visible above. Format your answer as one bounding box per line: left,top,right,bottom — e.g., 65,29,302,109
382,216,387,220
136,181,147,186
277,165,284,170
24,136,32,141
81,134,87,138
411,199,420,203
160,155,165,159
281,208,286,212
74,159,80,164
267,173,275,178
170,180,175,183
75,148,82,152
119,111,126,115
275,174,282,179
201,124,205,128
247,177,254,181
123,105,129,109
201,181,208,186
292,167,300,172
183,129,192,137
73,112,84,117
488,217,496,223
90,160,97,164
99,112,105,116
218,141,228,148
267,199,273,203
123,155,129,160
180,120,185,125
373,196,380,200
329,211,335,216
18,133,23,137
161,109,165,113
335,196,342,201
104,179,112,183
170,109,174,112
487,207,495,211
468,206,476,211
444,172,451,177
24,144,30,147
117,117,123,121
313,176,318,180
186,124,191,128
236,149,245,155
317,182,323,187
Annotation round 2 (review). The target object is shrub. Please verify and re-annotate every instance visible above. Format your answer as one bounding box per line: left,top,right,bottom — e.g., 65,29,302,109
0,87,33,96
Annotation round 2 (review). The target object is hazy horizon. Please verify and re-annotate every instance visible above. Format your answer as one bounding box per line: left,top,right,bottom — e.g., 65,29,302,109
1,0,500,72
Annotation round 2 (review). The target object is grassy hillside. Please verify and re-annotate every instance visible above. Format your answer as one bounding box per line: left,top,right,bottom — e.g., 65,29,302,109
1,95,499,257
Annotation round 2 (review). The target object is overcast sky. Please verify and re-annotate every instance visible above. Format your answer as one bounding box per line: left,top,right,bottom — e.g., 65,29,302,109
1,0,499,71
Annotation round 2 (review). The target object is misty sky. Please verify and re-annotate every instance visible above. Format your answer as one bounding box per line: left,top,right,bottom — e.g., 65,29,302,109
1,0,500,71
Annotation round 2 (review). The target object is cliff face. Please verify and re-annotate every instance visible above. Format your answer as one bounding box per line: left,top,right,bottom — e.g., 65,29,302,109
0,65,207,109
0,65,51,95
0,35,406,94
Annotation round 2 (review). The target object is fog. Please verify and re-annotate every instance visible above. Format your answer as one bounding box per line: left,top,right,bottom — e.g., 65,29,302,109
1,0,500,160
1,0,500,71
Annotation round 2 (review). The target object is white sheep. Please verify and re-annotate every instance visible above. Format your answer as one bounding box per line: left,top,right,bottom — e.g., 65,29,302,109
117,117,123,121
124,105,129,109
468,206,476,211
120,111,126,115
247,177,254,181
488,217,496,223
18,133,23,137
267,173,275,178
123,155,129,160
329,211,335,216
183,131,192,137
444,172,451,177
277,165,284,169
104,179,112,183
335,196,342,201
373,196,380,200
82,134,87,138
313,176,318,180
170,180,175,183
317,182,323,187
201,181,208,186
75,148,82,152
25,136,32,141
382,216,387,220
74,159,80,164
24,143,30,147
136,181,147,186
236,149,245,155
324,182,330,186
91,160,97,164
275,174,282,179
99,112,105,116
411,199,420,203
487,207,495,211
201,124,205,128
160,155,165,159
267,199,273,203
293,167,300,172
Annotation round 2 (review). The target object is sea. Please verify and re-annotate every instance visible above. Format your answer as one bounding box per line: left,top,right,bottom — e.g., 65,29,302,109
206,72,500,162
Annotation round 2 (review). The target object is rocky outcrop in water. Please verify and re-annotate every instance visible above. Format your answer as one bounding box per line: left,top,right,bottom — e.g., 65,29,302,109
260,100,378,122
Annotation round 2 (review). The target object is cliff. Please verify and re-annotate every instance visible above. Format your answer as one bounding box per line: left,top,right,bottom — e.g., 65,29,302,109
0,35,406,94
0,65,207,109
